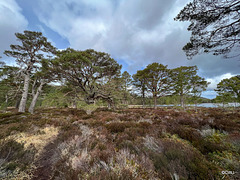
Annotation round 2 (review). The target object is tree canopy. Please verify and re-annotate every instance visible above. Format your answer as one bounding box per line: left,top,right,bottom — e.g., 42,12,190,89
175,0,240,59
144,63,170,109
4,30,56,112
53,48,122,105
4,31,56,71
215,75,240,103
132,70,148,106
121,71,132,105
171,66,208,107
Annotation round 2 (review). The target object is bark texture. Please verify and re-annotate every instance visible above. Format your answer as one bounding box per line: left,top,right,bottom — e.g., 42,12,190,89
28,81,45,114
18,74,30,112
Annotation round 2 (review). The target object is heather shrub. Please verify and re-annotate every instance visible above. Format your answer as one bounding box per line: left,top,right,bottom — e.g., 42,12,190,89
168,126,202,143
147,138,219,179
0,139,36,178
124,127,147,141
105,122,127,133
118,140,140,154
105,122,136,133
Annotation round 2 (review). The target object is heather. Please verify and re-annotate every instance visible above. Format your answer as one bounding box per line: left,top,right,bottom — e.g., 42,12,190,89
0,107,239,179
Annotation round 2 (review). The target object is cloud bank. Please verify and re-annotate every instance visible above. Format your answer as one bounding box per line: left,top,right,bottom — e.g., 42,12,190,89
0,0,28,62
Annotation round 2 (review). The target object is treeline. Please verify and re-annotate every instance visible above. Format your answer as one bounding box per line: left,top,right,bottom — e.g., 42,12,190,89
0,31,239,113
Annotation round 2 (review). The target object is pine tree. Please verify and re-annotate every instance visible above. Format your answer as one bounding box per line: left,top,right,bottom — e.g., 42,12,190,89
4,31,56,112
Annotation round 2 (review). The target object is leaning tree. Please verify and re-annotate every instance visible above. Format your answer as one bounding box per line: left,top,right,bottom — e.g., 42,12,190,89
175,0,240,59
28,58,57,114
53,48,122,107
4,31,56,112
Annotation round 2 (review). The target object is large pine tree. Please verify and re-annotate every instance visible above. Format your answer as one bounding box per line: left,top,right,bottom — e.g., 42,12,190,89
4,31,56,112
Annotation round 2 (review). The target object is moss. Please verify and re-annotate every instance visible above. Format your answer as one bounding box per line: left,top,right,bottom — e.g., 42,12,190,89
8,123,30,132
0,139,36,174
0,113,23,125
5,162,19,171
0,112,15,119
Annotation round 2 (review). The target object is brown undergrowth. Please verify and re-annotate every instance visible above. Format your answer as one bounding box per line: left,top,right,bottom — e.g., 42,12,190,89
0,107,239,179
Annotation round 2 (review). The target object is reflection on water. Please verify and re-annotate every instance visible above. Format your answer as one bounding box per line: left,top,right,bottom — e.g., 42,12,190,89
158,103,240,108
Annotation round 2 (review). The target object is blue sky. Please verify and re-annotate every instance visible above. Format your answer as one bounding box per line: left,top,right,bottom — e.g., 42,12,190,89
0,0,239,99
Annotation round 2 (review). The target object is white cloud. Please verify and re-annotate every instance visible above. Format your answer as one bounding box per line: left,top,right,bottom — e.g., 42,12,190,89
1,0,238,100
206,73,235,91
0,0,28,59
34,0,191,70
30,0,239,79
201,73,235,99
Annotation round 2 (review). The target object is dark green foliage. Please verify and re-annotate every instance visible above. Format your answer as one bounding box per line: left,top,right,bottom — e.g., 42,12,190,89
53,48,122,105
4,30,56,113
132,70,148,106
120,71,132,105
215,75,240,104
0,64,21,109
171,66,208,107
5,162,19,171
0,139,35,171
4,31,56,64
143,63,170,108
175,0,240,58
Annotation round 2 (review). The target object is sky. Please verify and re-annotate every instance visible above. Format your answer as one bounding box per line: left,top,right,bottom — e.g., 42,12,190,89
0,0,239,99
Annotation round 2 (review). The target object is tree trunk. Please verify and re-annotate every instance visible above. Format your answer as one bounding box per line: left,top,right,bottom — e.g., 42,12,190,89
194,100,197,112
4,94,8,112
107,100,115,110
142,91,145,108
180,95,184,108
19,74,30,112
108,101,111,109
15,98,21,108
153,93,157,109
73,94,77,108
28,81,45,114
73,101,77,108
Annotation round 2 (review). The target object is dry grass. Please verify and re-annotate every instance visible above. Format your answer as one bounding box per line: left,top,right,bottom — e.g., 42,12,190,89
0,107,239,179
6,126,59,157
